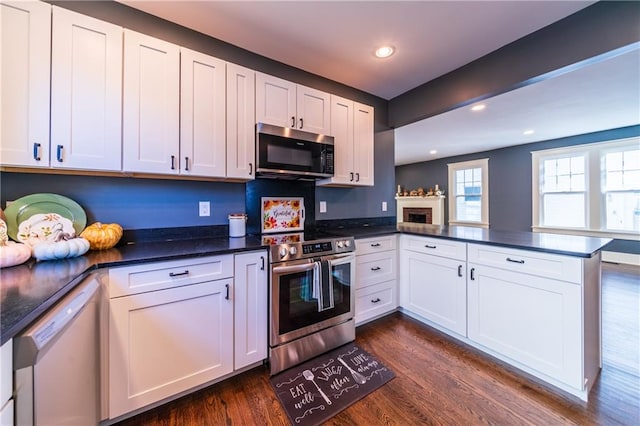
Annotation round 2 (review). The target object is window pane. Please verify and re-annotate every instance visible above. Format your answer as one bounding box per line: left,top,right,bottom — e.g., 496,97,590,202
542,193,585,227
571,156,584,174
625,170,640,189
606,171,624,190
624,150,640,170
606,192,640,231
456,169,465,182
456,195,481,222
557,157,571,175
606,152,623,172
473,168,481,182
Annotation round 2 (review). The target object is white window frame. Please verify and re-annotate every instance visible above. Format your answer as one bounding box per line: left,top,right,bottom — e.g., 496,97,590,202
447,158,489,228
531,137,640,240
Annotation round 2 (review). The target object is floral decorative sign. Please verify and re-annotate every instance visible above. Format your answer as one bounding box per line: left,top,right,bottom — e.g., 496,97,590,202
261,198,305,233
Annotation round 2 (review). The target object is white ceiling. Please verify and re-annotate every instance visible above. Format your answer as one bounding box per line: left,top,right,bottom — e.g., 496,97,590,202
119,1,639,165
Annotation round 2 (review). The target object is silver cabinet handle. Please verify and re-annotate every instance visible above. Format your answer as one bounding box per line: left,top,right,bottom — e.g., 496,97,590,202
56,145,64,162
506,257,525,264
169,270,189,277
33,143,41,161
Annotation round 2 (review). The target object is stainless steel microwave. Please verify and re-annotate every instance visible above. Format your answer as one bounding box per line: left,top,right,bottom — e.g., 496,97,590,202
256,123,334,179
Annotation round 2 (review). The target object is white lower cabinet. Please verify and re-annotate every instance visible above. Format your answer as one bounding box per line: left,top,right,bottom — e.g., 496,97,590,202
107,251,268,420
467,263,582,389
355,236,398,324
233,251,268,369
400,248,467,336
108,279,233,419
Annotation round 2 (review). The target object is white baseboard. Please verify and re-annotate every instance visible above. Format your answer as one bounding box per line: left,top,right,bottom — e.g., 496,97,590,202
602,251,640,266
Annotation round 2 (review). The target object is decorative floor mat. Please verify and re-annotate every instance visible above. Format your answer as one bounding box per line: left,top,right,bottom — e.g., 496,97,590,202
269,344,395,425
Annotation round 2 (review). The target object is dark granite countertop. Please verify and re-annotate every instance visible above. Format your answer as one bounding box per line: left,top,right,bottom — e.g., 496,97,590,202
1,235,266,345
0,221,612,346
397,223,612,258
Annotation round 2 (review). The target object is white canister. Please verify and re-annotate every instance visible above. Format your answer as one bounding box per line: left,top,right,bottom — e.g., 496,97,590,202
228,213,247,237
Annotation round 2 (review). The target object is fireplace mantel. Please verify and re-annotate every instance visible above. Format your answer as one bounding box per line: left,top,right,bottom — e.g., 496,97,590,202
395,196,445,225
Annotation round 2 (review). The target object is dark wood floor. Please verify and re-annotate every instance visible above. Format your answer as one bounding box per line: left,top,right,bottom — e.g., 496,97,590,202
117,262,640,425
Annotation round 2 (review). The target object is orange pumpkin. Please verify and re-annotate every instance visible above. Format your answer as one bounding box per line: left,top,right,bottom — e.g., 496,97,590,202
80,222,123,250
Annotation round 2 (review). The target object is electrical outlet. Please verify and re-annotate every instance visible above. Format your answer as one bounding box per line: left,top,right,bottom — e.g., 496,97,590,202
199,201,210,217
382,201,388,212
319,201,327,213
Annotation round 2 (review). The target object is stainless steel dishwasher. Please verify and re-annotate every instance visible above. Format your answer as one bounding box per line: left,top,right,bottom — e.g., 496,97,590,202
13,275,101,425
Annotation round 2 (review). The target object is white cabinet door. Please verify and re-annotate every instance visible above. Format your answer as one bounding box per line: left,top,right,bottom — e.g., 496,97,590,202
256,72,330,134
255,72,296,129
226,63,256,180
0,340,12,419
123,30,180,174
233,251,268,369
324,95,354,184
108,279,234,418
353,102,374,186
467,263,583,389
317,96,374,187
296,85,331,135
51,7,122,171
180,47,226,177
400,250,467,336
0,1,51,168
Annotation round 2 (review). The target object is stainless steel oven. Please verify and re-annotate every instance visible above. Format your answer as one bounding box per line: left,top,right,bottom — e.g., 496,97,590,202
268,235,355,375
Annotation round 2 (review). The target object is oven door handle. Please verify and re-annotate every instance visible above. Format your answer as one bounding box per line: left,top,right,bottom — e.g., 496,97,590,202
272,262,315,274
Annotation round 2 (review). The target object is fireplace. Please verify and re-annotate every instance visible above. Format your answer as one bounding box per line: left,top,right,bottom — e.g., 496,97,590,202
395,196,445,225
403,207,433,224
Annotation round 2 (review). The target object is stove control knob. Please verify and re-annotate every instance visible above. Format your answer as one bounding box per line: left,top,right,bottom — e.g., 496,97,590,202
344,240,351,248
288,246,298,256
279,247,288,259
336,241,344,248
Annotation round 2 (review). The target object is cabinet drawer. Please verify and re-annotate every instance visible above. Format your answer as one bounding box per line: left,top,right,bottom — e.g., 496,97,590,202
109,255,233,297
355,280,397,324
467,244,582,284
356,251,397,288
401,235,466,261
356,235,396,255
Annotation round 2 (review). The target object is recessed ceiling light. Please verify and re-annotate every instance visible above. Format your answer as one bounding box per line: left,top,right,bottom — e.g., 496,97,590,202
471,104,486,112
375,46,395,58
429,150,438,155
523,129,535,135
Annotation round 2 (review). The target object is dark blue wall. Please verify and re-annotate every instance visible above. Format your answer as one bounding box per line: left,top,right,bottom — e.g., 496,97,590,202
395,125,640,253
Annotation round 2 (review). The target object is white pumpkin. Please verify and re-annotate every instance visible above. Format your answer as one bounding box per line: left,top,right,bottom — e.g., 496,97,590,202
0,240,31,268
32,237,90,261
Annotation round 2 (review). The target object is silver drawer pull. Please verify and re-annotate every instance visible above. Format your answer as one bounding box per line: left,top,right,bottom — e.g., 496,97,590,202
371,298,381,303
425,244,436,249
371,266,381,271
506,257,525,264
169,270,189,277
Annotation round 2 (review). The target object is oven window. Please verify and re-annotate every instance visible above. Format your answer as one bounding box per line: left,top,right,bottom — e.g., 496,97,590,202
278,264,351,335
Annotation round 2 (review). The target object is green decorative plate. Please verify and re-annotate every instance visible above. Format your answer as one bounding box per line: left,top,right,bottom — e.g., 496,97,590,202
4,193,86,241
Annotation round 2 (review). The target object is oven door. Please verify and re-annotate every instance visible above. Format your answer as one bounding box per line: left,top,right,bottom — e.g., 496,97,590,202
270,253,355,346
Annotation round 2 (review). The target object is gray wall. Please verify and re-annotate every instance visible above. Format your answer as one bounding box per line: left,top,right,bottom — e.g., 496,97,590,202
0,1,393,231
395,125,640,253
389,1,640,128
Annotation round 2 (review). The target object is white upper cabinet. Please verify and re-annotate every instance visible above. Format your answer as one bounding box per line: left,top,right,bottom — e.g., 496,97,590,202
180,47,226,177
51,6,122,171
317,96,374,186
123,29,180,174
226,63,256,180
256,72,331,135
0,1,51,168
